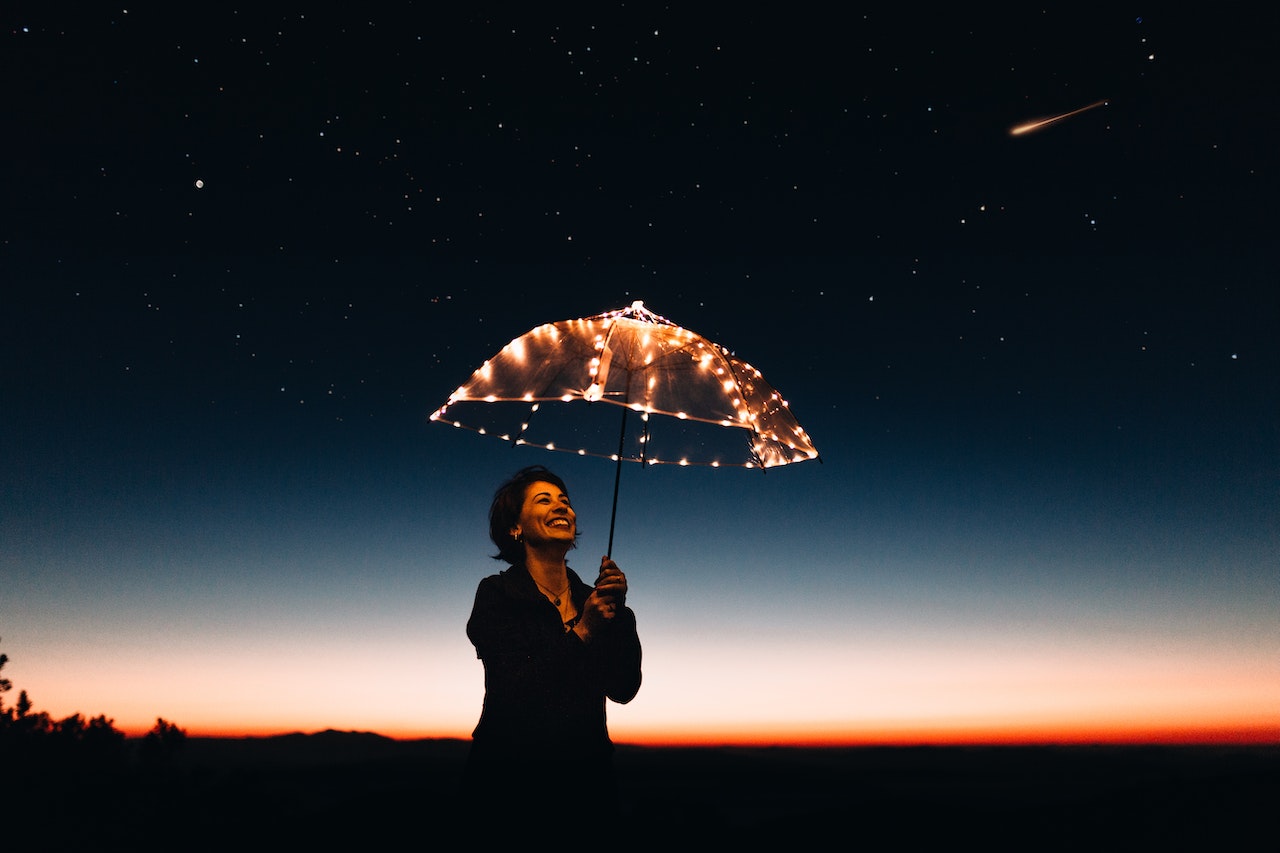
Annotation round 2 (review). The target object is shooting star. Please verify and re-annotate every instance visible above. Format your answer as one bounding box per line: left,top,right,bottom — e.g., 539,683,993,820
1010,100,1108,136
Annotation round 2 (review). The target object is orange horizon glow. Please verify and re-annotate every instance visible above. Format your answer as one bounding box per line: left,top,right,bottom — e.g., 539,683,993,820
19,589,1278,754
134,722,1280,748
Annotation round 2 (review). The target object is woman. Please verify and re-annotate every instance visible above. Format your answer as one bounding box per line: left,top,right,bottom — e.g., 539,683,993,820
462,464,642,806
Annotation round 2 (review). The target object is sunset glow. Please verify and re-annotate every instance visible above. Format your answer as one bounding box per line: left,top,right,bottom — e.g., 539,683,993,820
12,590,1278,746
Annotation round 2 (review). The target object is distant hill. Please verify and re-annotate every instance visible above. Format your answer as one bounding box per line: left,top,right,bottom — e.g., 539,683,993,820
181,729,470,768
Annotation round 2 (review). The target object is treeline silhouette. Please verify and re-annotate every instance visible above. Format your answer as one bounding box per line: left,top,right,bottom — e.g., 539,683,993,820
1,640,187,774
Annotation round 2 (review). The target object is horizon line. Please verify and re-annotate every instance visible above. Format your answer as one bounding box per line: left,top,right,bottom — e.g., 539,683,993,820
162,726,1280,749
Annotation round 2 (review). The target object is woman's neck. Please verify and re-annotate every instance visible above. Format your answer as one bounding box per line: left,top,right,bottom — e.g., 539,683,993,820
524,546,570,590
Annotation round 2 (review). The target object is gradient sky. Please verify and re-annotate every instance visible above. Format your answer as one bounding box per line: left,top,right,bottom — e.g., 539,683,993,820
2,7,1277,745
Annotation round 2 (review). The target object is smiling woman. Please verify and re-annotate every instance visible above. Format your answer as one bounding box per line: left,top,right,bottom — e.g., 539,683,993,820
460,465,643,822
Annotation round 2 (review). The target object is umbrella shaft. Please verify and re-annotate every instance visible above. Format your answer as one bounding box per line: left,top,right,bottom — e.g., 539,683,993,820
607,406,626,559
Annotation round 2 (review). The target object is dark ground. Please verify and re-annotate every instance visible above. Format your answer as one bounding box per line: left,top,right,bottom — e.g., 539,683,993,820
12,732,1278,849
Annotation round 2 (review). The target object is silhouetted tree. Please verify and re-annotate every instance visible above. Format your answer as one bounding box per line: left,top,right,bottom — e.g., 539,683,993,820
0,642,12,721
0,640,180,773
139,717,187,767
5,630,191,842
10,694,51,737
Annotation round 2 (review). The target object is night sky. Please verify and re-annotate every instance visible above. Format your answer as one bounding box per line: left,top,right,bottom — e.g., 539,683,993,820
3,6,1277,744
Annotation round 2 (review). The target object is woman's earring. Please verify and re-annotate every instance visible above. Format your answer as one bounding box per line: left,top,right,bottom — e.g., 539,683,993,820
512,529,522,543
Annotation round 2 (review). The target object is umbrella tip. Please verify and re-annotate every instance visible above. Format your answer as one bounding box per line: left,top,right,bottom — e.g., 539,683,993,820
631,300,644,310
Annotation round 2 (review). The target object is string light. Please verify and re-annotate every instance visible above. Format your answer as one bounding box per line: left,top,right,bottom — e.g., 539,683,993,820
428,301,820,468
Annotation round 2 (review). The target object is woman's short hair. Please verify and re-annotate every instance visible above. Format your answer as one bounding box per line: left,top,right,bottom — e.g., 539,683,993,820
488,465,576,563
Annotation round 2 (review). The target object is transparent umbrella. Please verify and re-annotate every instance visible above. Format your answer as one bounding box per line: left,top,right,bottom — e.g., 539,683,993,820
430,301,820,554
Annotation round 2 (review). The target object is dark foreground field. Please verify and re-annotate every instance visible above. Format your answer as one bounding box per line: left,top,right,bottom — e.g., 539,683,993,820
13,732,1278,849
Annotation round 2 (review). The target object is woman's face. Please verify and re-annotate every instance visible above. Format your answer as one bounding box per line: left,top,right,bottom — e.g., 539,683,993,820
514,480,576,547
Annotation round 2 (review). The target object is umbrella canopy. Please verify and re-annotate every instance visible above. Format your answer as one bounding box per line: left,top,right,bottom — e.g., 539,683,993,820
430,301,820,552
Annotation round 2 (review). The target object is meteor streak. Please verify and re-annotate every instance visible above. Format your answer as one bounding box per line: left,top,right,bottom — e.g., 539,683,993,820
1010,100,1108,136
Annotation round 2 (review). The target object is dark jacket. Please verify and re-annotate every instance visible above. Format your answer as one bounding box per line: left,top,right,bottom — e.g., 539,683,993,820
465,562,642,770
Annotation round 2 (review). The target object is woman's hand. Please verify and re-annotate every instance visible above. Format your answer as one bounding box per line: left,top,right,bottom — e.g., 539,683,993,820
578,556,628,639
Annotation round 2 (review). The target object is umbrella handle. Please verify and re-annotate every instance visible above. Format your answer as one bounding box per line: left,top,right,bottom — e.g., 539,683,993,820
607,406,626,559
